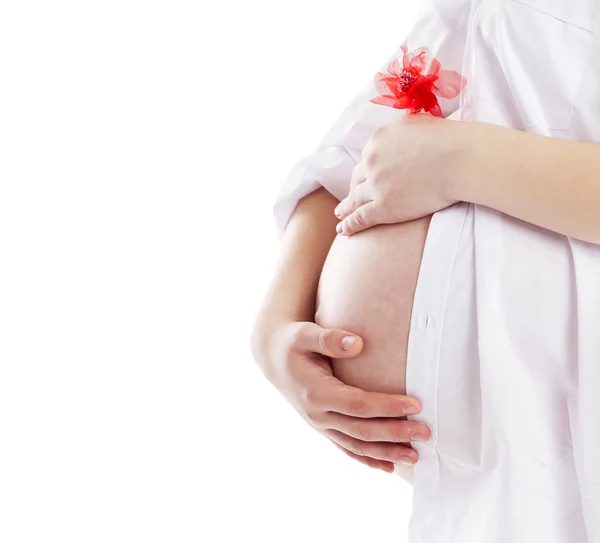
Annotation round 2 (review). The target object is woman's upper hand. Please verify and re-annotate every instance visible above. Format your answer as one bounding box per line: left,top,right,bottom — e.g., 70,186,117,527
251,318,431,473
334,112,471,235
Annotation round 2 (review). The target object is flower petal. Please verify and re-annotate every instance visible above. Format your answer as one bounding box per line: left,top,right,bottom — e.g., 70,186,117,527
410,51,427,72
428,103,444,117
370,95,401,107
370,94,412,109
433,70,467,99
387,58,403,78
427,57,441,76
392,94,412,108
401,45,410,69
374,72,393,94
408,47,427,62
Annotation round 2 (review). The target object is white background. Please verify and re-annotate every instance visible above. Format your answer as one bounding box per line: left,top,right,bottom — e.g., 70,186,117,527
0,1,419,541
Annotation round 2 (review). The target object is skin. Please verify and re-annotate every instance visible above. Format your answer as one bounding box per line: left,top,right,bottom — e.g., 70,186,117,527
335,114,600,244
251,187,431,475
253,109,600,480
315,114,600,483
315,216,432,483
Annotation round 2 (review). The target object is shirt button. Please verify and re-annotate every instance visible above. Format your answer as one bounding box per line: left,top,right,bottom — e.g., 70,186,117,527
417,314,434,331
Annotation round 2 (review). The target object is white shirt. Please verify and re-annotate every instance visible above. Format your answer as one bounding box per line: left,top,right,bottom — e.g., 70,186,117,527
272,1,600,541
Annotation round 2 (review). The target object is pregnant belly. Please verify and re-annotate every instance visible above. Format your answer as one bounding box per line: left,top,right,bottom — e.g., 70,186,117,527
315,217,431,395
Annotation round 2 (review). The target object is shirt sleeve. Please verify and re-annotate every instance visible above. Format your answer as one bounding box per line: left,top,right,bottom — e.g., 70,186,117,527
272,0,471,239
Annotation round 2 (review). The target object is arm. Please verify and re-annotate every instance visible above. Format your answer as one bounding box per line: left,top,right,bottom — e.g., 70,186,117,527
251,188,429,474
258,0,470,473
252,187,339,374
453,123,600,245
273,0,471,239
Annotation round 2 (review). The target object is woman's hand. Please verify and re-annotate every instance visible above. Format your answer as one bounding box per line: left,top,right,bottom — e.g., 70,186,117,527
251,318,431,473
334,112,473,235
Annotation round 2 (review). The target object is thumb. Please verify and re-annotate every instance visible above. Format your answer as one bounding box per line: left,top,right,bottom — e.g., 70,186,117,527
295,322,364,359
338,201,379,236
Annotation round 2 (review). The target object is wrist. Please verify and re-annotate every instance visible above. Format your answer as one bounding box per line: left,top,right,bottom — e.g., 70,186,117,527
250,302,308,372
250,310,285,379
445,121,483,204
448,121,506,205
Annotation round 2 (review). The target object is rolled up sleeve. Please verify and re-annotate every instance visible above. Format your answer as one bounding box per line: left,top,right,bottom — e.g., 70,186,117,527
272,0,470,239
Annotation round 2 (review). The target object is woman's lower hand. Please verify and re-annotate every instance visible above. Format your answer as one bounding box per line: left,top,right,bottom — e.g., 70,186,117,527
334,112,474,235
251,318,431,472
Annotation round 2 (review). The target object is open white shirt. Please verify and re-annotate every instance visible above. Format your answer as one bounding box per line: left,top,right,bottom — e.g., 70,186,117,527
272,1,600,541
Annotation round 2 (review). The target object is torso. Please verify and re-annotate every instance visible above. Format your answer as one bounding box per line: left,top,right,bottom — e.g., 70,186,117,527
315,217,431,396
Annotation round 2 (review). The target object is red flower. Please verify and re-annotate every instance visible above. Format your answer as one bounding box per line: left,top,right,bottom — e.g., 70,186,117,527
370,45,466,118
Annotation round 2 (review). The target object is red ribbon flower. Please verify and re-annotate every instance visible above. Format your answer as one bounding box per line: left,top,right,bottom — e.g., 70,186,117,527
370,45,466,118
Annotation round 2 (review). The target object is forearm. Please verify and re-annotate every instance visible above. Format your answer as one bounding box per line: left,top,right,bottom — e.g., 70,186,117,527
252,188,339,368
455,123,600,244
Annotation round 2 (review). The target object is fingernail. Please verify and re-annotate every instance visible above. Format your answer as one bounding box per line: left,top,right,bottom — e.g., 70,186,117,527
334,206,341,217
411,433,429,441
397,456,414,465
341,336,357,350
404,405,420,415
336,223,343,234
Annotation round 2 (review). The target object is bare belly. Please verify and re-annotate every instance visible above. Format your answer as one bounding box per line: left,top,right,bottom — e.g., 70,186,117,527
315,216,431,395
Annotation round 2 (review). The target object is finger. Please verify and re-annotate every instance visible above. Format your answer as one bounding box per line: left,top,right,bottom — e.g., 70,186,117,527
337,201,379,236
334,182,371,225
334,174,369,220
330,440,395,473
324,411,431,443
293,321,364,359
333,193,355,222
325,428,417,465
325,381,423,419
350,161,367,192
